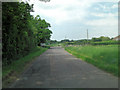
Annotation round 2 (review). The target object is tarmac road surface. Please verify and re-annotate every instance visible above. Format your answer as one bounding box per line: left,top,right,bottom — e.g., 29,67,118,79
10,47,118,88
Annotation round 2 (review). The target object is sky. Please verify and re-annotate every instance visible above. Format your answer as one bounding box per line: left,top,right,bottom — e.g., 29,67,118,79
26,0,119,41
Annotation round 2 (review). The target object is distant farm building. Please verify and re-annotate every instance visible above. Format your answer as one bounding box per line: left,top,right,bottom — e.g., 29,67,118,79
112,35,120,41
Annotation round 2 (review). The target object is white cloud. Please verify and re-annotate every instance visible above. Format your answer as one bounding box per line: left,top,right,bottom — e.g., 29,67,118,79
29,0,118,40
98,4,112,11
30,0,100,24
112,4,118,9
94,0,119,2
30,0,119,25
86,17,117,26
91,12,118,17
90,13,106,17
94,7,99,10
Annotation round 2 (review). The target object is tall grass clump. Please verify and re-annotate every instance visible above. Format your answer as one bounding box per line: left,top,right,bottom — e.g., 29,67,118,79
65,45,118,76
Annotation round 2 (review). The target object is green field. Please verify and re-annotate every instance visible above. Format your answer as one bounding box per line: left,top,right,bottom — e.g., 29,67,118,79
2,46,47,87
65,45,118,76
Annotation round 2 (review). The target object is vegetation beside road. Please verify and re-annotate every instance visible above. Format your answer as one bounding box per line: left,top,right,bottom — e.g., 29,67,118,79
65,45,118,76
2,46,47,87
2,2,52,66
50,36,119,47
2,2,52,87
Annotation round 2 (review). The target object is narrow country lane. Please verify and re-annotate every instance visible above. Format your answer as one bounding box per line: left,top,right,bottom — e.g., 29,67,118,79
10,47,118,88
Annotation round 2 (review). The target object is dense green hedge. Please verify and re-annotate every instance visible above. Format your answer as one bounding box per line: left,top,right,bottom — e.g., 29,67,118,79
64,40,119,46
90,40,119,45
2,2,52,66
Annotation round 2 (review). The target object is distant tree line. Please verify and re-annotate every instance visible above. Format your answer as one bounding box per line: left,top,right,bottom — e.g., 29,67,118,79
91,36,110,42
2,2,52,66
50,36,118,46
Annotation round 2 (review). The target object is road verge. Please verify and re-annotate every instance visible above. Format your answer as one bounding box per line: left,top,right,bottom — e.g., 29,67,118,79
2,46,48,88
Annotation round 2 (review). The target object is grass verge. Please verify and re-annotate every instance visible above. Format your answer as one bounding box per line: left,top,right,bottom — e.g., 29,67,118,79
2,46,48,87
65,45,118,77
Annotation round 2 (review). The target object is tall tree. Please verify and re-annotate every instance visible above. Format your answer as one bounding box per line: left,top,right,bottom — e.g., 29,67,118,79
2,2,52,66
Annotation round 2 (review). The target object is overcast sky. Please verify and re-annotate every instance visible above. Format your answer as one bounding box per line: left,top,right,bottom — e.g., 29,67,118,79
27,0,119,41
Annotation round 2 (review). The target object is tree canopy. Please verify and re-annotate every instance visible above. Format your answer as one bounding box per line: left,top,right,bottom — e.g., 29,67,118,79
2,2,52,66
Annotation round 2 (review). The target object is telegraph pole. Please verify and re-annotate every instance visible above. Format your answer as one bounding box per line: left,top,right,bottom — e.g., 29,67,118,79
87,29,88,45
65,35,66,40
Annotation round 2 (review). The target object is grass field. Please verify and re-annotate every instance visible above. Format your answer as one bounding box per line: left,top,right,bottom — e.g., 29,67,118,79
65,45,118,76
2,46,47,87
